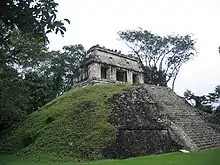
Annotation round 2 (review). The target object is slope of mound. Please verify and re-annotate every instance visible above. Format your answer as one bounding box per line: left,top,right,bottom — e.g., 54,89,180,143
0,84,133,161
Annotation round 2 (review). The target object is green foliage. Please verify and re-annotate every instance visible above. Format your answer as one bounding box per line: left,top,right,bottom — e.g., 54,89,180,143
0,27,86,132
184,90,212,113
1,148,220,165
0,30,48,131
184,85,220,113
144,66,167,87
22,72,54,113
0,66,27,132
0,0,70,46
118,29,196,90
0,0,71,135
44,44,86,96
0,84,133,161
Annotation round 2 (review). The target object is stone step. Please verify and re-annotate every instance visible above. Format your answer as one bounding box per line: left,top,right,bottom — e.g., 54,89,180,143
169,113,201,116
168,113,202,117
196,139,220,145
144,85,220,151
171,115,202,119
179,124,207,128
174,121,205,124
188,134,220,140
171,118,204,123
197,141,220,149
184,127,215,132
184,123,211,127
189,132,217,137
173,119,205,123
188,135,220,143
180,125,210,130
164,108,193,112
185,130,215,136
193,137,220,144
190,135,220,141
168,114,199,118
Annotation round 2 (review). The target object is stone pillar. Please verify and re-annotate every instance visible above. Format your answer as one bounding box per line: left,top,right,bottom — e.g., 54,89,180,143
139,73,144,84
110,66,116,81
88,63,101,79
106,67,111,79
127,70,133,83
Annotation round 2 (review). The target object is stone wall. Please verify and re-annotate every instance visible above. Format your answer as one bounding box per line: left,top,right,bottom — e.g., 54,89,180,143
88,63,101,79
107,84,220,158
92,49,142,72
87,45,142,72
77,45,145,84
108,86,181,158
143,84,220,151
72,78,126,88
72,81,220,158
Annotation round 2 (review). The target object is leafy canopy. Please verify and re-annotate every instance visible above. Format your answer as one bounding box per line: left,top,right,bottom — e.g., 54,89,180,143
184,85,220,113
0,29,86,131
118,29,196,90
0,0,70,45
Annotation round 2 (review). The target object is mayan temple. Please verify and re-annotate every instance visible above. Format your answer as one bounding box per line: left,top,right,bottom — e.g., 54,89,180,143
73,45,144,86
74,45,220,156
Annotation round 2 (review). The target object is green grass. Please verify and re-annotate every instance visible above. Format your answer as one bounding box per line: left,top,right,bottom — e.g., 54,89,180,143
1,148,220,165
0,84,134,161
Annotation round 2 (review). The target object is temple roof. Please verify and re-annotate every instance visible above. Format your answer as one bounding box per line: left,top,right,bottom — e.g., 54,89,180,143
84,45,143,72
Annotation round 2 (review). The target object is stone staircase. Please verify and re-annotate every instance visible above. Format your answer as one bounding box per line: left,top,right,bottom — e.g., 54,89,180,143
143,84,220,150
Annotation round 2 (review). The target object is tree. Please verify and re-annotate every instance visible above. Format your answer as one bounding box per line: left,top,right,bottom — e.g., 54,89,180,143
0,66,27,131
0,30,48,132
1,30,48,71
184,90,212,113
0,0,71,132
43,45,86,96
22,71,55,113
215,85,220,98
0,43,86,132
118,29,196,90
0,0,70,46
184,85,220,113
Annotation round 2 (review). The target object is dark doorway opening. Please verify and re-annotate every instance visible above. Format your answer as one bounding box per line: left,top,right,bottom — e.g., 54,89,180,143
101,67,108,79
133,74,138,84
116,70,127,82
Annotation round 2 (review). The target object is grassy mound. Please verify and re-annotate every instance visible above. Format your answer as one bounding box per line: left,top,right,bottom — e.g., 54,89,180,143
0,84,134,161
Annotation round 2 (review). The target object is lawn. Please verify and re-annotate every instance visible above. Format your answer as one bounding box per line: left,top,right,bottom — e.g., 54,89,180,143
1,148,220,165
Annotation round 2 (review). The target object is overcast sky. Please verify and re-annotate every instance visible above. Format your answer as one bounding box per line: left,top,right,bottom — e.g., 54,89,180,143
48,0,220,96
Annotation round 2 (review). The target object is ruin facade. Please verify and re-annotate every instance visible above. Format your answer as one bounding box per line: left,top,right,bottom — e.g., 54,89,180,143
71,46,220,157
110,84,220,157
75,45,144,85
70,45,220,157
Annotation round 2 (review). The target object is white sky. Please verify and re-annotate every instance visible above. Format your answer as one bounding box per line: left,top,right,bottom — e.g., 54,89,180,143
48,0,220,96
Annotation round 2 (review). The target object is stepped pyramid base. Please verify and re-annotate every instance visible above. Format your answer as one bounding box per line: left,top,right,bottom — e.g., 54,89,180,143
109,84,220,157
143,84,220,151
